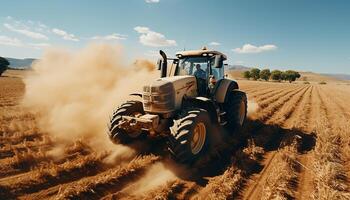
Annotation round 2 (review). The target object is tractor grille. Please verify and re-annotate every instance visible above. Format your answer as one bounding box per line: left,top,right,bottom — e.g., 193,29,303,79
143,82,175,113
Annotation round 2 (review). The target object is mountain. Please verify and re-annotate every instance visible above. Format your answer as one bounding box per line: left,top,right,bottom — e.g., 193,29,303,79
5,58,36,69
226,64,251,71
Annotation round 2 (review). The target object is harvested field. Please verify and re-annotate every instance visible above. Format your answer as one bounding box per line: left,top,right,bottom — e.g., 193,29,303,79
0,70,349,200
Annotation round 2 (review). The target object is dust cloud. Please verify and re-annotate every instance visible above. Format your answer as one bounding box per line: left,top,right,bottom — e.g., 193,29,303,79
23,44,158,161
247,100,259,117
133,59,156,72
122,162,177,195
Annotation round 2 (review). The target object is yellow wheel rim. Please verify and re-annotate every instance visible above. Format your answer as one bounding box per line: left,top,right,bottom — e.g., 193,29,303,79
191,122,206,155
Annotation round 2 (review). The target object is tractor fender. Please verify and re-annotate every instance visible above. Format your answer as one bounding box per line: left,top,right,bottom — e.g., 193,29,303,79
214,79,239,103
129,93,142,98
182,96,218,123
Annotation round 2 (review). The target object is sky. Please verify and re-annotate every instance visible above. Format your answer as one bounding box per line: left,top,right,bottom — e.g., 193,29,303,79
0,0,349,74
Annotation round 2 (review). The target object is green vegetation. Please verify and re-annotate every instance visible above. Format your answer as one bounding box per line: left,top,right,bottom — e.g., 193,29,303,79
283,70,301,83
270,70,283,81
243,71,251,79
242,68,301,83
250,68,261,80
259,69,271,81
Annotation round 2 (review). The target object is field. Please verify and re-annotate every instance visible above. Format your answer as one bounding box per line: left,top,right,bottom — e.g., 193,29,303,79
0,70,349,200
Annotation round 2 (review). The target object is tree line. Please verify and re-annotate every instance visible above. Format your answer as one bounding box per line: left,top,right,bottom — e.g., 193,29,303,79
243,68,301,83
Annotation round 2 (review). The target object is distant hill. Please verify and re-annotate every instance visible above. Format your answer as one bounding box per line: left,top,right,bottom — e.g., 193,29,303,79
321,73,350,80
227,66,348,83
298,72,340,82
5,58,36,69
226,64,251,71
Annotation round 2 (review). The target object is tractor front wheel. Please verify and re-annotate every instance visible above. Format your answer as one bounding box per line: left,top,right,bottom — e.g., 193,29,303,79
168,109,212,163
108,101,144,144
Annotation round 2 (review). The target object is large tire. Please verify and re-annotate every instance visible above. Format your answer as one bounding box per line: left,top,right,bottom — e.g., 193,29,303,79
224,90,247,131
168,109,212,163
109,101,144,144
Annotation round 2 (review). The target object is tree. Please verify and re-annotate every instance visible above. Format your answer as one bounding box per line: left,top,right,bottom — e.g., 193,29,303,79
0,57,9,77
281,71,287,81
243,71,251,79
250,68,261,80
270,70,282,81
260,69,271,81
284,70,301,83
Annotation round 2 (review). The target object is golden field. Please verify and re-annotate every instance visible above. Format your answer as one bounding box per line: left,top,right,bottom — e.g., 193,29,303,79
0,70,349,200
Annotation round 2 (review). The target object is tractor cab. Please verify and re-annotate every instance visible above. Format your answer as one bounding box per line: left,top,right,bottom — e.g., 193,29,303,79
157,47,227,97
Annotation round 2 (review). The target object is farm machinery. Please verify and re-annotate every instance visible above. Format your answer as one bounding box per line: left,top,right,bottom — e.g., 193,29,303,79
108,47,247,163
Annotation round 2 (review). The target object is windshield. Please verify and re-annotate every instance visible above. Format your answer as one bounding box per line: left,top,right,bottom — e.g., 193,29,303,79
176,57,223,80
177,57,210,79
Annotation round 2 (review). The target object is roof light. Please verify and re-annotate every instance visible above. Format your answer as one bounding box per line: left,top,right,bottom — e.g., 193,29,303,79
202,53,208,56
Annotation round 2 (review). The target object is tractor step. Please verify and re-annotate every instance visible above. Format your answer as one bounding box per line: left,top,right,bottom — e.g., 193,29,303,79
219,111,226,116
220,121,227,126
218,111,227,126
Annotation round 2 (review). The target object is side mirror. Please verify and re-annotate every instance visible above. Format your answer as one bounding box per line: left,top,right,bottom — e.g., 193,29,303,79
214,55,223,68
157,59,162,70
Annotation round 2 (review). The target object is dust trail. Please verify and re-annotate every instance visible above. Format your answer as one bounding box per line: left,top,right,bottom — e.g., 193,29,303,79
23,44,158,161
247,100,259,117
120,162,177,196
133,59,156,72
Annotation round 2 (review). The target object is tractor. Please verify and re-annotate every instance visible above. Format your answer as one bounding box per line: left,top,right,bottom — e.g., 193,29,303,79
108,47,247,163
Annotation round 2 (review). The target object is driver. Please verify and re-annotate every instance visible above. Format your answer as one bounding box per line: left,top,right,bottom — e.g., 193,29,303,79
193,64,206,79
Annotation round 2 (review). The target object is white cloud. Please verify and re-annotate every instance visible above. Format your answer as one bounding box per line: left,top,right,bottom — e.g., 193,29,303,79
52,28,79,41
0,35,23,46
90,33,127,41
233,44,277,54
209,42,220,46
28,43,51,49
4,23,49,40
4,17,81,43
0,35,49,50
145,0,160,3
134,26,176,47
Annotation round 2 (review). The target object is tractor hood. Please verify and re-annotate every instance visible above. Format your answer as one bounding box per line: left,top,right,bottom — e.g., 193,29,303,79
142,75,198,114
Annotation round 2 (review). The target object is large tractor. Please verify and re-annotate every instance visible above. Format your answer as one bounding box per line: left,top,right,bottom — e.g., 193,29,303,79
108,47,247,163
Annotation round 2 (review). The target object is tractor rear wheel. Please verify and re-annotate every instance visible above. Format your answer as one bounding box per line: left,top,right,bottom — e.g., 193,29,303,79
109,101,144,144
168,109,212,163
224,90,247,131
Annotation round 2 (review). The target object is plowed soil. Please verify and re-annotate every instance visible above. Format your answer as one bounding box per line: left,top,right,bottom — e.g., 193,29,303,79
1,70,349,200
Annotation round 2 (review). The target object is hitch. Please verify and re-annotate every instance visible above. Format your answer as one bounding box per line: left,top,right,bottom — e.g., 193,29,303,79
118,114,159,135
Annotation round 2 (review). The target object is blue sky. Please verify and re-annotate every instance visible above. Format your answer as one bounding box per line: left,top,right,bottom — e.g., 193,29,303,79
0,0,349,74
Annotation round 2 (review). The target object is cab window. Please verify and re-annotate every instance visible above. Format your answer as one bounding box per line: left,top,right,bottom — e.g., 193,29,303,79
178,57,209,80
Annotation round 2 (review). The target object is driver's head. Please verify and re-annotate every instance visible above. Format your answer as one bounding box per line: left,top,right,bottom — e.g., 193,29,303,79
195,64,201,70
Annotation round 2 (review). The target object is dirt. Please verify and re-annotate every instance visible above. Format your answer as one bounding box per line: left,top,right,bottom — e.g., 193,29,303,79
0,69,349,200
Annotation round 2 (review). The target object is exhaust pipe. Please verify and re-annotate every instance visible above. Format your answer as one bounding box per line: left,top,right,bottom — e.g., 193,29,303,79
159,50,167,78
